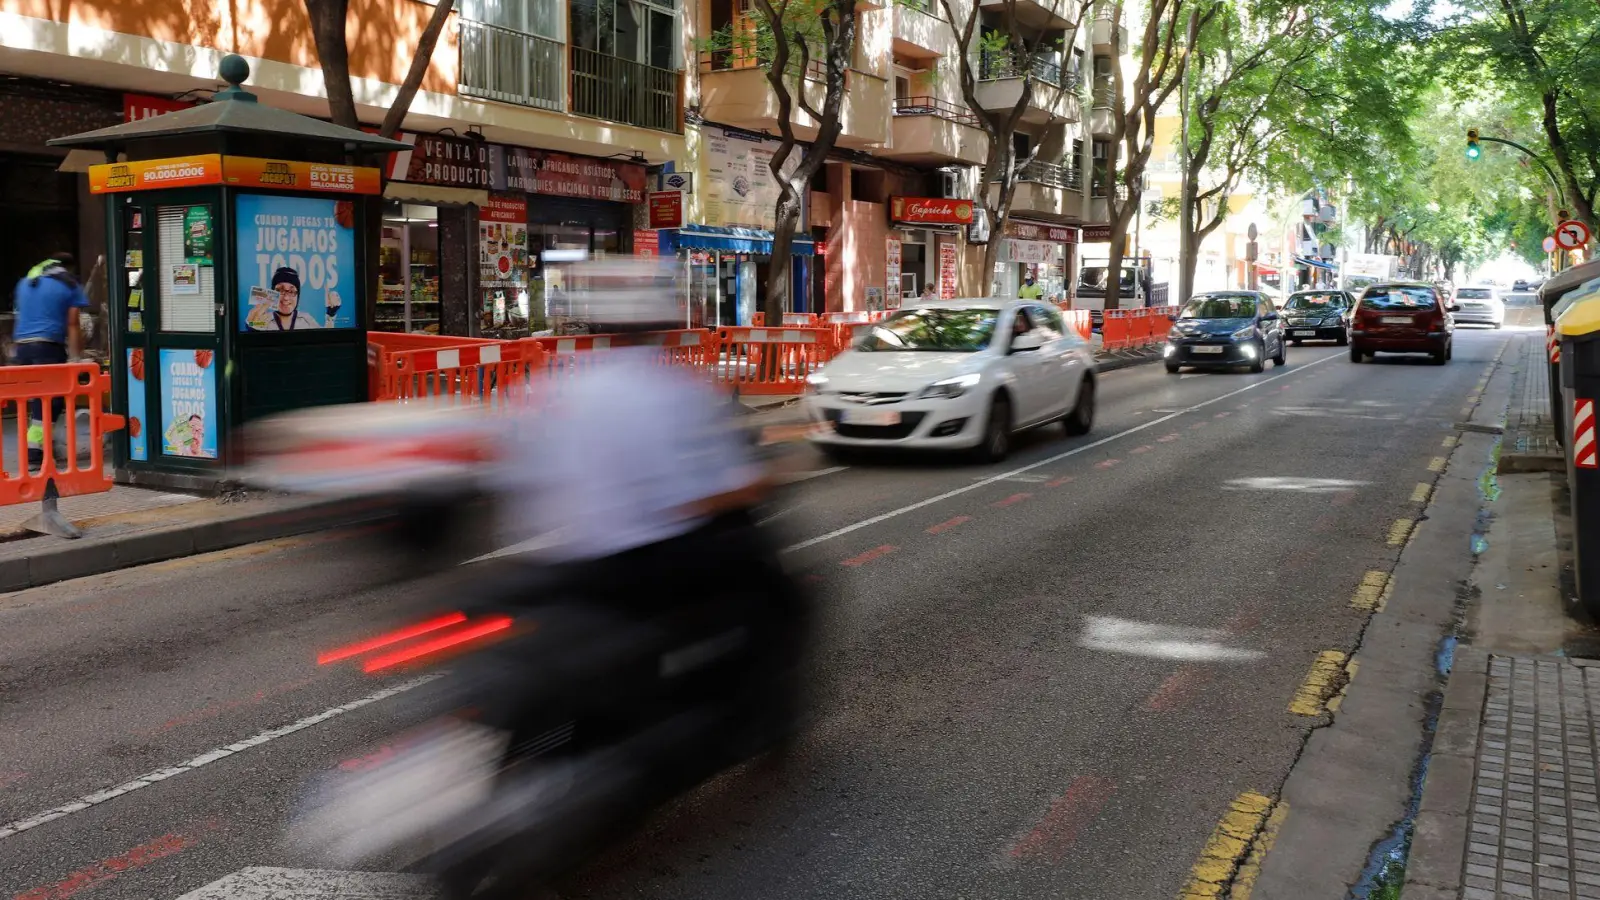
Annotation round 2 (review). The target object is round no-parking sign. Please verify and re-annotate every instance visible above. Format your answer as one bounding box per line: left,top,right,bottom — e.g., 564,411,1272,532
1544,236,1559,253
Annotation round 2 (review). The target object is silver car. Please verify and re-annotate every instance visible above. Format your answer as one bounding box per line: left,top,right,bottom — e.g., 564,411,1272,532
1451,286,1505,328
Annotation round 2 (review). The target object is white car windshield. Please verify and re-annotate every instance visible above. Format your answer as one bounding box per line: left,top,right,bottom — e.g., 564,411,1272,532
854,309,999,352
1456,288,1493,299
1181,296,1258,318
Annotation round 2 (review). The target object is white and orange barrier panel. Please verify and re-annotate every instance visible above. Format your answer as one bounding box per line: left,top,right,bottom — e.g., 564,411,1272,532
752,312,820,327
0,363,124,537
711,327,833,395
384,342,541,406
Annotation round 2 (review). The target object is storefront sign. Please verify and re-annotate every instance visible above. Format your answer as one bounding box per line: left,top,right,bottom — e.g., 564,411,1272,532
89,155,223,194
634,230,661,257
236,194,358,331
938,242,959,300
184,206,213,265
392,133,493,188
126,348,148,461
658,171,694,194
159,349,217,460
1005,239,1060,264
890,196,974,226
648,191,685,229
885,238,902,308
1081,224,1113,243
480,196,528,289
1006,220,1080,243
493,146,647,203
123,94,195,123
223,157,382,195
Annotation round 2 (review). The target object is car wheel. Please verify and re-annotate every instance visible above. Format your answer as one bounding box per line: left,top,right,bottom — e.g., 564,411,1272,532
974,394,1012,463
1249,342,1266,373
1064,377,1095,436
1291,339,1303,346
1336,332,1349,346
1350,345,1364,363
1272,339,1287,367
1431,345,1448,365
1493,321,1503,330
820,445,857,465
1165,361,1181,374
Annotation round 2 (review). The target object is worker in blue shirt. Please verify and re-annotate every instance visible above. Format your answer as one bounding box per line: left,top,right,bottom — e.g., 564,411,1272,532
13,253,89,464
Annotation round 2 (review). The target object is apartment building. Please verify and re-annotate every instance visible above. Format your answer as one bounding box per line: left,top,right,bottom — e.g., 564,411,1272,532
1,0,690,336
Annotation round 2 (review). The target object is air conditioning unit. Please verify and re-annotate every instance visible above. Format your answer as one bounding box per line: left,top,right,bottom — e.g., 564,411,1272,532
967,207,991,244
937,169,963,199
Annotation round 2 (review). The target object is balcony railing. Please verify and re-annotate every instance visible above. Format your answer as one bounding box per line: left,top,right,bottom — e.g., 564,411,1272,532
1003,159,1082,190
699,47,828,81
893,95,981,128
570,47,682,133
1094,3,1117,21
459,19,564,112
1092,78,1114,108
977,52,1078,90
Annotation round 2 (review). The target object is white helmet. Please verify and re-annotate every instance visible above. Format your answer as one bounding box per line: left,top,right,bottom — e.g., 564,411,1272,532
564,256,683,330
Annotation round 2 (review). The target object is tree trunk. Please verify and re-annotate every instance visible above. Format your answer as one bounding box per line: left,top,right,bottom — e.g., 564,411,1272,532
379,0,457,138
1179,177,1200,303
1541,90,1596,227
1105,228,1125,311
304,0,360,128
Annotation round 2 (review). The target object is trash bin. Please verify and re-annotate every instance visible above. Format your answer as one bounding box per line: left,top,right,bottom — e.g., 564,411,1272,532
1556,292,1600,616
1539,261,1600,446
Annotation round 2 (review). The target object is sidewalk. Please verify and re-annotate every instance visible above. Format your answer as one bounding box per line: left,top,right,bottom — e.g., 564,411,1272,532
1400,327,1600,899
1500,306,1564,474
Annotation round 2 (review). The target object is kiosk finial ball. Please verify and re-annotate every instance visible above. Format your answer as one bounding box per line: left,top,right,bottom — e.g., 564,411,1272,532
219,55,250,87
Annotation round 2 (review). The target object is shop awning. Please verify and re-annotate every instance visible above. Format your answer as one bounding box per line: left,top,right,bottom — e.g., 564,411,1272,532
1294,256,1337,271
384,181,490,208
664,225,816,256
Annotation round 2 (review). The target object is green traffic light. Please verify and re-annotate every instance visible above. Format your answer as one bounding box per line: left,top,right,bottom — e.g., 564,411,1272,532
1466,143,1481,160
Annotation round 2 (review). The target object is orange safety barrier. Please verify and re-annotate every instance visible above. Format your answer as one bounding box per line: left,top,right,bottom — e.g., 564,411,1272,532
0,363,124,505
385,341,540,406
523,329,719,377
1062,309,1093,342
711,327,833,395
752,312,820,327
368,333,503,400
1102,309,1132,351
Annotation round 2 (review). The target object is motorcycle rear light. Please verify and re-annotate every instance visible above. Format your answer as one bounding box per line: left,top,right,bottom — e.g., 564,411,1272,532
362,616,515,673
318,612,469,665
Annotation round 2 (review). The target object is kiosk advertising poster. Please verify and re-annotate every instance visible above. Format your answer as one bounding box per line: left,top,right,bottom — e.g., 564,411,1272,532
236,194,358,331
158,349,218,459
127,348,148,461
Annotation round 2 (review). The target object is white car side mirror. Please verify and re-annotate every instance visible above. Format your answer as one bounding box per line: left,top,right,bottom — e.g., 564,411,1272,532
1011,333,1045,352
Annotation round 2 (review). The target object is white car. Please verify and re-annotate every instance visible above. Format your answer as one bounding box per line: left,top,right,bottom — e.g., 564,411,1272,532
803,299,1097,462
1452,286,1506,328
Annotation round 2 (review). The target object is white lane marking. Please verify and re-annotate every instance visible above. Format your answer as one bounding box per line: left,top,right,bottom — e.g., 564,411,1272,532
1079,616,1265,662
781,353,1340,554
777,465,847,485
0,674,443,842
1222,477,1371,492
176,867,438,899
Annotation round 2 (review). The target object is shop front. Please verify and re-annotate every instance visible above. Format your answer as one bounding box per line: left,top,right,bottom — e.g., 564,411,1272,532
994,219,1080,303
378,132,647,338
888,196,973,303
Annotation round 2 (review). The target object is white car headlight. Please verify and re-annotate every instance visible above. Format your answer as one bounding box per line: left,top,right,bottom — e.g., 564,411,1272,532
1232,325,1256,340
920,372,982,399
805,372,829,393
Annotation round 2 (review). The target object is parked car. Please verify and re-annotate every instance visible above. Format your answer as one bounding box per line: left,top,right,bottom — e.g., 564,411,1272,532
1349,282,1456,365
803,299,1096,463
1451,285,1506,328
1163,291,1287,374
1281,290,1355,345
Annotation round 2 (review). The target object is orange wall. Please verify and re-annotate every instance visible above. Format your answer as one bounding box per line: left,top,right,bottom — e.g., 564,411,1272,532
10,0,459,97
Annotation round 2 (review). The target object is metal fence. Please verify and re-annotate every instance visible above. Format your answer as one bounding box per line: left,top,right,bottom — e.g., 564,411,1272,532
570,47,682,133
458,20,564,112
893,95,981,128
978,52,1078,90
1010,159,1083,190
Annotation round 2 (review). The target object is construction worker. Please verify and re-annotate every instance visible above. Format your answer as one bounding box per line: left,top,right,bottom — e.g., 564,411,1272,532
13,253,88,465
1018,272,1044,300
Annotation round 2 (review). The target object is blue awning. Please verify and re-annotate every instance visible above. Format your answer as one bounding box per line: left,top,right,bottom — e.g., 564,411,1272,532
1294,256,1337,271
659,225,816,256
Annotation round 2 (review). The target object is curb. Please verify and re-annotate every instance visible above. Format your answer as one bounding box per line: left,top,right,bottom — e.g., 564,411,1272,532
0,495,402,593
1397,645,1489,900
1093,350,1165,373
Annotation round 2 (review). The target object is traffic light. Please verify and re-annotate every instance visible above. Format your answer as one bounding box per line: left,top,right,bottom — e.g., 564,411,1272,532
1466,128,1482,161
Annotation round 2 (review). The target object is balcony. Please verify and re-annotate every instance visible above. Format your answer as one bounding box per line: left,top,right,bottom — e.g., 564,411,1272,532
973,54,1081,125
570,47,683,133
459,20,564,112
1086,181,1126,224
1091,6,1126,52
978,0,1074,31
699,55,890,149
1090,78,1116,134
893,1,953,58
882,96,987,165
988,160,1084,221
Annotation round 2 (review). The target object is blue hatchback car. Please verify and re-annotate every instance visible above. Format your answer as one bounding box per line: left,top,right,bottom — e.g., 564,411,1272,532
1163,291,1288,374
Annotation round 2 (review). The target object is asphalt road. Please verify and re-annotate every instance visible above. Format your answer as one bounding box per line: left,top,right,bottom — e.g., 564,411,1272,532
0,323,1521,900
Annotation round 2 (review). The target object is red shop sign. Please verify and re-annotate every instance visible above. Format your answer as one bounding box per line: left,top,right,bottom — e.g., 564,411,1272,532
1006,220,1080,243
123,93,195,123
1081,224,1113,243
890,196,975,226
480,195,527,223
648,191,685,229
634,230,661,257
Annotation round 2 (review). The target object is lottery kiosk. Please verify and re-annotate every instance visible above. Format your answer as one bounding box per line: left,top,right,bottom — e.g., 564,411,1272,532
49,56,407,490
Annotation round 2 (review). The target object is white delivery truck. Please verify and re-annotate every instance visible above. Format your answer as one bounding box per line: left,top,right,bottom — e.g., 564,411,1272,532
1341,253,1398,295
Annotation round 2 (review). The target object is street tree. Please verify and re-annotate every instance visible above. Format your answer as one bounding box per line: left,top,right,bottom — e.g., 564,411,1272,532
928,0,1094,293
302,0,456,137
1102,0,1214,309
702,0,856,323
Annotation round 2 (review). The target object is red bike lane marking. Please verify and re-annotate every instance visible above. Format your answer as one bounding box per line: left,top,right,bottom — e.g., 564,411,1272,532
925,516,971,535
1143,666,1214,712
1006,775,1117,863
10,822,216,900
841,545,899,567
1046,476,1076,487
992,493,1032,508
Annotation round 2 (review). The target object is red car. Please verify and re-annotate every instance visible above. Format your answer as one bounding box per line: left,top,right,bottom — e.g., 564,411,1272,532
1349,282,1458,365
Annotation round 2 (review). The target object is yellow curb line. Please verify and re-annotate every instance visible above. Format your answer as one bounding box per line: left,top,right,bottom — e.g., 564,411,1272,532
1288,650,1350,716
1231,799,1291,900
1410,482,1433,504
1351,570,1390,611
1178,791,1276,899
1387,518,1415,547
1428,456,1447,473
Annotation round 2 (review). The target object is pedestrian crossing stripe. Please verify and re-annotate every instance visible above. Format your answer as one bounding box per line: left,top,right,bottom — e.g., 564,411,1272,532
1575,398,1598,469
175,867,437,899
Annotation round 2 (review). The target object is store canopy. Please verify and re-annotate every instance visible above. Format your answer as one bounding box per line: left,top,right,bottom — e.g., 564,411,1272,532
384,181,489,208
1294,256,1337,271
666,225,816,256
